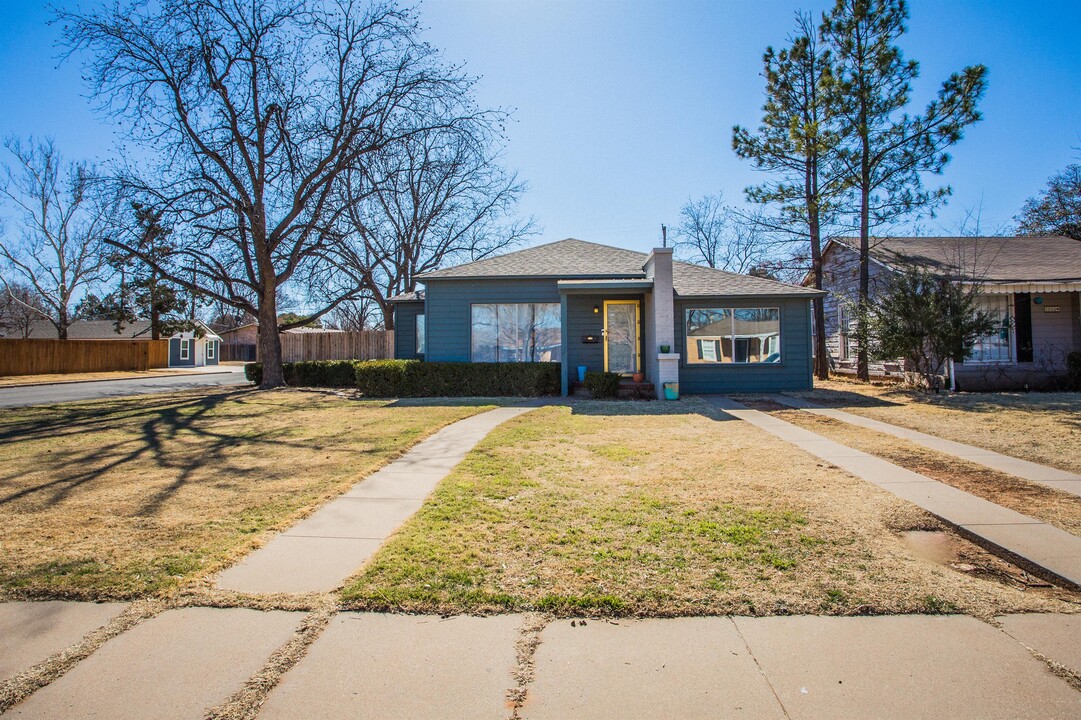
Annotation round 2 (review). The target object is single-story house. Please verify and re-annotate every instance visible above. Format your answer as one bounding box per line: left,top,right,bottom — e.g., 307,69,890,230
389,238,825,397
815,235,1081,389
24,319,222,368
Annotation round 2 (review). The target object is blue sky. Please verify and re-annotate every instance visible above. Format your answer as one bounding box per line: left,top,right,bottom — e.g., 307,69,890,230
1,0,1079,254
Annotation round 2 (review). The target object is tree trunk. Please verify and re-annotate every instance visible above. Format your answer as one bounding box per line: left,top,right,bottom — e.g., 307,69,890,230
381,301,394,332
857,183,871,382
57,306,69,340
257,286,284,388
807,187,829,381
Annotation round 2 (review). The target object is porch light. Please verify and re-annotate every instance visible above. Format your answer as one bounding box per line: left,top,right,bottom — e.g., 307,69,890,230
593,305,599,313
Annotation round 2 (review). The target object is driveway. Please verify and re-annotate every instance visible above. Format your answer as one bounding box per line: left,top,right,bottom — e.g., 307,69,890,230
0,366,250,408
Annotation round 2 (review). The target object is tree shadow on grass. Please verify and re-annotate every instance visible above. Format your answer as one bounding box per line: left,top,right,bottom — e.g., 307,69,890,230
0,389,355,515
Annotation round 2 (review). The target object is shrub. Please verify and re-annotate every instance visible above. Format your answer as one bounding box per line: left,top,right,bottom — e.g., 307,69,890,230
583,371,621,399
246,359,561,396
357,360,560,397
1067,351,1081,391
354,360,411,397
283,360,358,388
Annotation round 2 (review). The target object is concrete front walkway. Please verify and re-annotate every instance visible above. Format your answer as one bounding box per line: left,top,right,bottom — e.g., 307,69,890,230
5,605,1080,719
216,404,539,594
704,396,1081,588
770,393,1081,498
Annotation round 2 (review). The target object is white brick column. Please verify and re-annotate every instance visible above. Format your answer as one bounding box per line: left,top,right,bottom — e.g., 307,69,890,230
644,248,679,399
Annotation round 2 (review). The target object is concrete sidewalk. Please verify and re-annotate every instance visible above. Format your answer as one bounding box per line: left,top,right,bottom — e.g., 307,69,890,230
770,393,1081,498
704,396,1081,588
3,604,1080,718
215,404,540,594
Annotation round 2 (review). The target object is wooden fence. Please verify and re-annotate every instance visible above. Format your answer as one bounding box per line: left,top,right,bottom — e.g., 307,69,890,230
0,339,170,376
275,331,394,363
220,343,257,362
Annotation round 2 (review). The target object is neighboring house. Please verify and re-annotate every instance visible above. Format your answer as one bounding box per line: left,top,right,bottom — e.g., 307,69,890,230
218,322,258,346
815,235,1081,389
24,319,222,368
390,238,824,398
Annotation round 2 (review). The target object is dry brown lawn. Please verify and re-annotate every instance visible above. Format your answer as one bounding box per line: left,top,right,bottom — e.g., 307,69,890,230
789,379,1081,474
0,389,498,599
341,398,1081,618
768,408,1081,538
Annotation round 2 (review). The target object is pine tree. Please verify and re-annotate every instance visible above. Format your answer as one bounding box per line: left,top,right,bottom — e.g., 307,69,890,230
733,13,848,381
821,0,987,380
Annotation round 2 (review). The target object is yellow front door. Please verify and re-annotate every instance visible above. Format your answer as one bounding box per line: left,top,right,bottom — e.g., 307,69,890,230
603,300,640,374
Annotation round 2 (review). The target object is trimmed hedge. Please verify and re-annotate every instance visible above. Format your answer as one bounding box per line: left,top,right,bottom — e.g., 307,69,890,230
583,371,621,399
244,360,356,387
244,359,560,397
357,360,560,397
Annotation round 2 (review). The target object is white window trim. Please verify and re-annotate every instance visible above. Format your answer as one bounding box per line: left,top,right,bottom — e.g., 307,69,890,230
179,339,190,360
965,294,1014,365
206,341,215,359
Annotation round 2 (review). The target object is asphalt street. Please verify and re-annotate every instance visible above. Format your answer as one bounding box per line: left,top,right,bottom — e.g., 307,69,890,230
0,367,250,409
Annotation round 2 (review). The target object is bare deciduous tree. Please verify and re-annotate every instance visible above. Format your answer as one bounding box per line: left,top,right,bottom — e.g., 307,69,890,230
674,193,773,274
0,138,114,339
0,282,49,338
342,125,535,329
60,0,486,387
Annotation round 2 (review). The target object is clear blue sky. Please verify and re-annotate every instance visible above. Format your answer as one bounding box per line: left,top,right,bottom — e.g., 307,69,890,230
1,0,1078,254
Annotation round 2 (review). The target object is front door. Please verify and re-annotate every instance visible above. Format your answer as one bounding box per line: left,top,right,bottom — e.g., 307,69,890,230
604,300,640,374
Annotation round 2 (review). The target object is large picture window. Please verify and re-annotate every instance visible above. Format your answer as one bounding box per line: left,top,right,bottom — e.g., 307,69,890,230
471,303,561,362
686,307,781,364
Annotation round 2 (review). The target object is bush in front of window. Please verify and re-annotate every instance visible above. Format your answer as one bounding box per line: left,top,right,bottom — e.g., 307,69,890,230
244,359,562,396
1066,351,1081,391
394,361,560,397
583,371,621,399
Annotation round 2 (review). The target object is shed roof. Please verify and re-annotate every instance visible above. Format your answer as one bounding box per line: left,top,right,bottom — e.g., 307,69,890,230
419,238,821,298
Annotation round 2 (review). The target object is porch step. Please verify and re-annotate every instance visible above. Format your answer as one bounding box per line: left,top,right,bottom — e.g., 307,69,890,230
570,381,655,399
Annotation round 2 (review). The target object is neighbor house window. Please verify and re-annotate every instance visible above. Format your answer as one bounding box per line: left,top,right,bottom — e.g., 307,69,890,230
206,341,215,359
179,339,190,360
685,307,781,364
967,295,1012,363
471,303,561,362
416,314,426,355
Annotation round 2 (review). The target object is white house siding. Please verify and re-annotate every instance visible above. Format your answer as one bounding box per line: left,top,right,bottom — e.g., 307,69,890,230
819,243,893,373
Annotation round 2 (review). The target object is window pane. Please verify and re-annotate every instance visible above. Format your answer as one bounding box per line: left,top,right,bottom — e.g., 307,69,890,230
415,314,426,355
967,295,1011,363
532,303,561,362
471,303,560,363
733,308,780,363
686,308,731,364
686,307,780,364
471,305,497,362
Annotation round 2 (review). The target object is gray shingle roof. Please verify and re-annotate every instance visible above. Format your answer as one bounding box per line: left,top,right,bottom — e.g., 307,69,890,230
419,238,821,297
25,319,154,339
832,235,1081,283
387,290,425,303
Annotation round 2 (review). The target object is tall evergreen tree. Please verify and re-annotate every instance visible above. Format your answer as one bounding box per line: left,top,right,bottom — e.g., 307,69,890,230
1015,164,1081,240
123,203,190,340
821,0,987,380
733,13,848,380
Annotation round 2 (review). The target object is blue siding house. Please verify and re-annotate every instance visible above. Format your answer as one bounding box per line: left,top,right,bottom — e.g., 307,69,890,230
390,238,824,397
